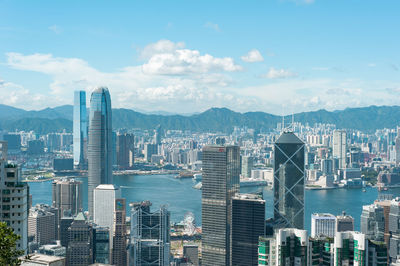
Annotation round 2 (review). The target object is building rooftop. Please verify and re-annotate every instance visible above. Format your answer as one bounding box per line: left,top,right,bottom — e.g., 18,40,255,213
312,213,336,218
95,184,119,190
275,132,304,144
232,193,264,202
20,253,65,263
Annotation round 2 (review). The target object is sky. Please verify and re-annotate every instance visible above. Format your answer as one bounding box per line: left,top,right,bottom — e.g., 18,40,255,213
0,0,399,114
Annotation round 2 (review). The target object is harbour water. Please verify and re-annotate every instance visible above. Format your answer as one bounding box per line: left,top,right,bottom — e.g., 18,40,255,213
29,174,399,231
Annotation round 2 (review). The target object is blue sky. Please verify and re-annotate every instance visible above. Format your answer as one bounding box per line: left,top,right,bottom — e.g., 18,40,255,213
0,0,399,114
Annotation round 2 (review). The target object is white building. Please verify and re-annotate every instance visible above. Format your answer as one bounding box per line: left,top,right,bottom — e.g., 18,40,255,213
93,184,121,230
311,213,337,238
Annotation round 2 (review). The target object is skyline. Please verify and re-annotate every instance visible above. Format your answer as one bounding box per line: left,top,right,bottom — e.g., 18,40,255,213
1,0,400,114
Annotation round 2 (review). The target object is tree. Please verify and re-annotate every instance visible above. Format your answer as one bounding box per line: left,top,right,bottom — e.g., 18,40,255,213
0,222,23,265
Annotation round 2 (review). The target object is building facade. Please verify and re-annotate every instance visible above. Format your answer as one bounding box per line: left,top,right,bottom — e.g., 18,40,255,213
52,179,82,217
111,198,127,266
88,87,113,217
273,132,305,229
333,130,347,169
130,201,170,266
311,213,337,238
230,193,265,266
201,145,240,266
0,141,29,253
116,132,135,169
73,90,88,169
93,184,121,231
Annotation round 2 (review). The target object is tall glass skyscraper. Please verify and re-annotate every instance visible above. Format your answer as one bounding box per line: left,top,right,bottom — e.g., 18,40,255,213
201,145,240,266
73,90,88,168
273,132,305,229
88,87,112,217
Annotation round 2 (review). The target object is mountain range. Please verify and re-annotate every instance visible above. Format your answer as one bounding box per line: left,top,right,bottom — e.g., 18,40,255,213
0,104,399,134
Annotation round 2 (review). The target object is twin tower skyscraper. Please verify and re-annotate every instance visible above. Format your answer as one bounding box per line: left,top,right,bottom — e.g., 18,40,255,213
73,87,113,217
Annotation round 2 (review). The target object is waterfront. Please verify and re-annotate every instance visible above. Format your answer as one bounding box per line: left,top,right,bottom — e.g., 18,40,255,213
30,174,399,231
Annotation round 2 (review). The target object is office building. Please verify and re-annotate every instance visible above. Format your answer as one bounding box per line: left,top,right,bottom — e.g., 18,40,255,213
111,199,127,266
258,228,308,266
28,205,56,246
3,133,21,150
389,197,400,262
59,216,74,248
311,213,336,238
66,212,93,266
0,141,29,253
321,158,333,175
230,193,265,266
360,204,385,241
375,197,392,246
88,87,113,217
336,211,354,232
73,90,88,169
116,132,134,169
93,227,110,264
273,132,305,229
201,145,240,266
333,130,347,169
53,158,74,171
52,179,82,217
183,245,199,266
27,139,45,155
334,231,367,265
130,201,170,266
308,236,334,265
93,185,121,232
144,143,158,162
241,156,253,178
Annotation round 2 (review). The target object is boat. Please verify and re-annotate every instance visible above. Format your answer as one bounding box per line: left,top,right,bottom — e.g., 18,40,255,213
175,172,194,179
240,179,268,187
362,188,366,192
193,173,202,181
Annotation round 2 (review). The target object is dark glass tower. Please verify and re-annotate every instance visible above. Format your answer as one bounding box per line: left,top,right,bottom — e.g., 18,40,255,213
273,132,305,229
88,87,112,217
73,90,87,168
230,193,265,266
201,145,240,266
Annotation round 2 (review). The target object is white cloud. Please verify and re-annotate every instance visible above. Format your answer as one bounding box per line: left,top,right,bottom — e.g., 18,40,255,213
48,25,62,34
5,48,248,112
263,67,297,79
204,22,220,32
141,40,242,75
241,49,264,63
139,39,185,59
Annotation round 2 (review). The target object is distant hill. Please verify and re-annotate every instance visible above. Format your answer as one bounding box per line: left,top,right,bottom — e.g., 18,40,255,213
0,104,400,134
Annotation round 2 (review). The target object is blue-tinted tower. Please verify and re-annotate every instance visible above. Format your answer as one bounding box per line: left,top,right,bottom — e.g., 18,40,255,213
73,91,88,168
88,87,113,217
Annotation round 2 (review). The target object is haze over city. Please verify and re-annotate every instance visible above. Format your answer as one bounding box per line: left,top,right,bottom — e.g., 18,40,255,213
1,0,400,114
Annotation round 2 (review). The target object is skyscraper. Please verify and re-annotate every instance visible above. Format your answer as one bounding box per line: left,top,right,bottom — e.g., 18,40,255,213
201,145,240,266
66,212,93,266
230,193,265,266
360,204,385,241
93,184,121,231
73,90,88,169
116,132,135,169
273,132,305,229
52,179,82,217
333,130,347,169
28,205,56,246
88,87,112,217
111,198,127,266
241,156,253,178
130,201,170,266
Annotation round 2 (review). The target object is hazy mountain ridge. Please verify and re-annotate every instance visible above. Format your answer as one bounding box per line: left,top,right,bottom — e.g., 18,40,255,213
0,104,399,134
